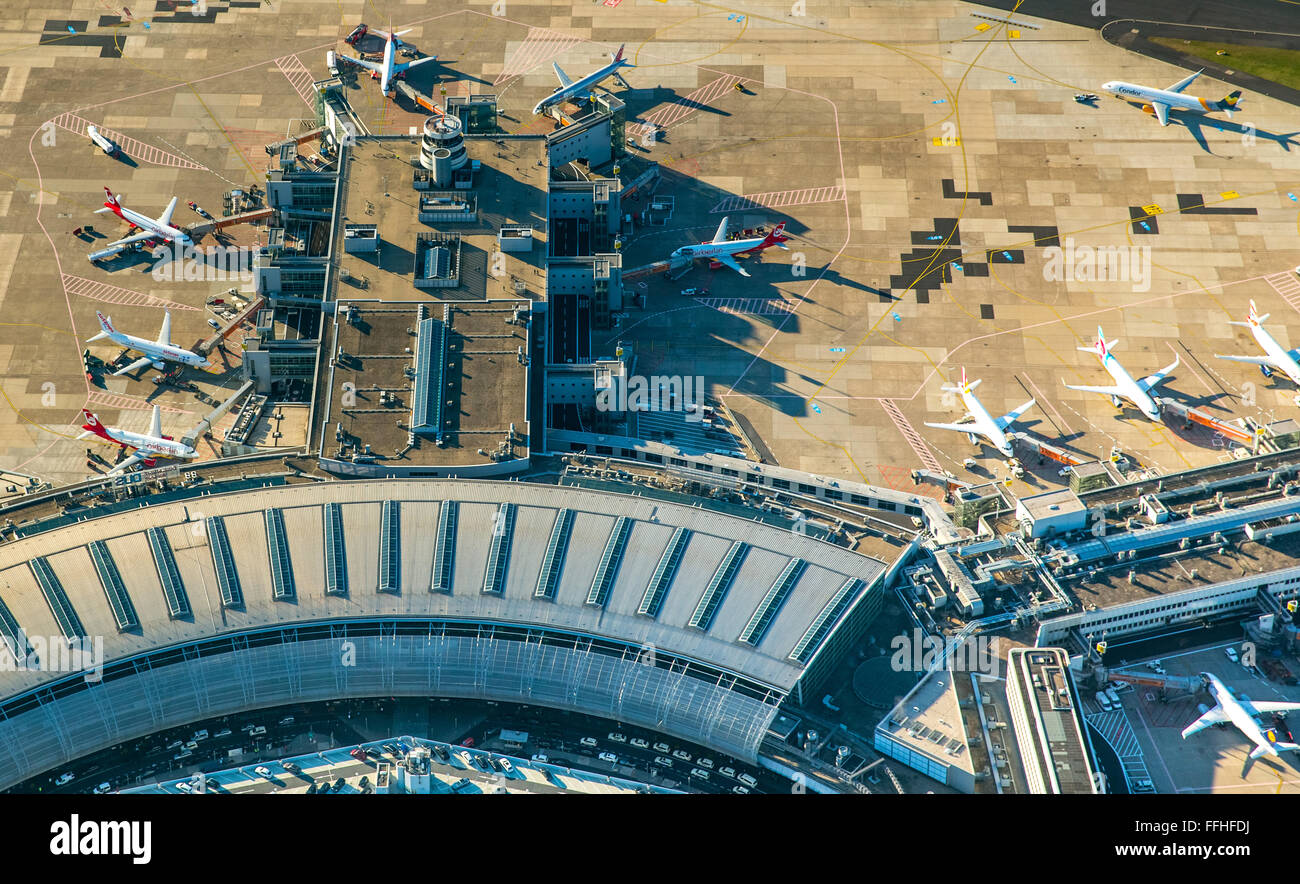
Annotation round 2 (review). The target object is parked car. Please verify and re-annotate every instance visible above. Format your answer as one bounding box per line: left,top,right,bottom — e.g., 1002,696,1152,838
55,772,75,786
93,782,112,794
579,737,598,748
531,753,549,764
254,766,272,778
671,749,692,762
653,756,673,768
1225,646,1239,663
1131,778,1155,793
607,732,627,744
500,759,515,775
283,762,301,775
598,752,618,763
653,742,670,753
689,768,710,780
175,781,193,793
738,773,758,788
732,785,751,794
718,766,737,779
697,758,715,770
214,729,233,739
630,738,650,749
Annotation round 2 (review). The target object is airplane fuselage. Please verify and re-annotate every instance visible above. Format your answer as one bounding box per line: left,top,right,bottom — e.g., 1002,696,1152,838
111,204,189,247
533,59,631,115
1205,673,1279,757
1099,351,1161,421
1102,81,1218,114
673,233,775,262
106,330,206,368
97,425,196,461
1250,321,1300,385
962,391,1015,457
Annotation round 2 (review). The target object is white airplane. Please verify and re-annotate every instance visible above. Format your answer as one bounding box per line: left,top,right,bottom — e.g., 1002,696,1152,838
1214,299,1300,386
669,217,789,277
339,26,436,95
1065,327,1177,422
1182,672,1300,761
86,125,119,157
923,368,1035,458
1101,70,1242,127
78,406,198,475
91,187,192,262
532,44,634,116
88,310,211,377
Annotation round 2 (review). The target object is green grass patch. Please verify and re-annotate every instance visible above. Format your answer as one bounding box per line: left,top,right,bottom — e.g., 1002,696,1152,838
1150,38,1300,92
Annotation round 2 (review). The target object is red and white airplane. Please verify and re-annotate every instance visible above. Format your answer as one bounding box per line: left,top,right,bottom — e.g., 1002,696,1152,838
88,310,211,377
78,406,198,475
924,368,1035,459
670,217,789,277
91,187,192,262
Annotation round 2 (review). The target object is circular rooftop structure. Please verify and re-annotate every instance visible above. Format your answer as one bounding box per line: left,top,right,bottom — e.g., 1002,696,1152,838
853,654,920,710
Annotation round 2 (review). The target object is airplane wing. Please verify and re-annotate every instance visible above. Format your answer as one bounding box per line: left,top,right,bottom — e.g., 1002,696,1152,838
1181,705,1230,738
104,451,147,477
923,420,980,435
1166,70,1202,94
1151,101,1170,126
1138,356,1179,393
157,196,178,229
399,56,438,73
1242,699,1300,717
715,254,749,277
995,399,1036,431
149,404,163,440
552,62,574,88
341,55,383,74
104,230,160,251
158,311,172,347
1065,383,1126,397
111,355,156,377
1289,348,1300,364
1215,354,1273,366
712,217,730,244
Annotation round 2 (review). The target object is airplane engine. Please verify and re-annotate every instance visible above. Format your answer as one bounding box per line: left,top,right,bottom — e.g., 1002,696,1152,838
1261,365,1273,378
1141,104,1155,115
966,433,978,445
1110,395,1121,407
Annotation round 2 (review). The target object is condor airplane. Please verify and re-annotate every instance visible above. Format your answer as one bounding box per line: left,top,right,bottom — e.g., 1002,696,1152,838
532,45,634,116
1065,327,1177,422
78,406,198,476
1101,70,1242,127
88,311,211,377
924,369,1035,458
91,187,191,262
86,125,119,157
1182,672,1300,761
670,217,789,277
1215,300,1300,386
339,25,436,95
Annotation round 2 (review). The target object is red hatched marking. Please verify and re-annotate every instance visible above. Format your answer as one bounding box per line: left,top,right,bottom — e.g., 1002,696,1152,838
1265,271,1300,313
87,390,193,414
494,28,582,86
275,54,318,108
603,0,625,6
712,185,846,214
879,399,942,471
698,297,794,316
641,75,741,131
48,113,206,170
63,274,199,311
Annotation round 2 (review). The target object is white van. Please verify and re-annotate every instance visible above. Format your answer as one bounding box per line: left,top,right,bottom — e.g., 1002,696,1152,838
1104,688,1122,708
327,50,339,77
1095,691,1113,712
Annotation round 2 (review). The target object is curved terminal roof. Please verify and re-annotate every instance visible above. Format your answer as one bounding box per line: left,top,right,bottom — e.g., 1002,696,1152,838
0,479,888,785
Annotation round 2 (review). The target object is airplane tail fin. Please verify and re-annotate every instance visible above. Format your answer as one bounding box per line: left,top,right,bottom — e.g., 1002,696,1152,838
1249,299,1269,325
99,187,124,218
87,311,114,343
614,43,626,63
80,409,114,442
1077,327,1116,356
762,222,789,249
1220,90,1243,114
1276,741,1300,754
